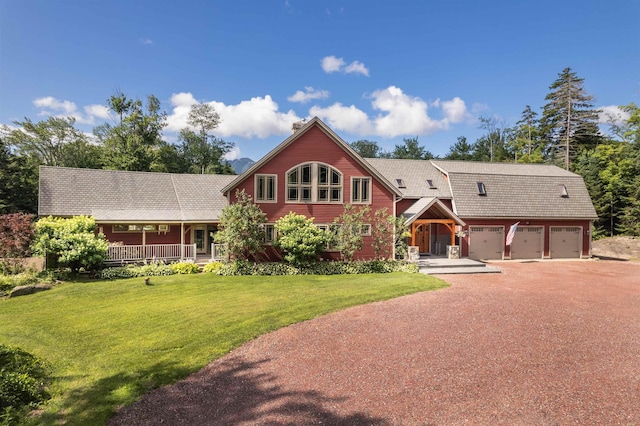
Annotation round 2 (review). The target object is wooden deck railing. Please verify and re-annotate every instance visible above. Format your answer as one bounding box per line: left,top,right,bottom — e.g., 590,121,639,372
106,244,196,263
211,243,228,261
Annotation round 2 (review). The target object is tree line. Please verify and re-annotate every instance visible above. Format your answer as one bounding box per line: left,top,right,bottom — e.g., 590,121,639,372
1,92,235,214
349,68,640,238
1,68,638,237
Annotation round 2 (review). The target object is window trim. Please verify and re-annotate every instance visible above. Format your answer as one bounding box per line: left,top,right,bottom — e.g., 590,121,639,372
263,223,276,245
286,162,343,204
351,176,372,204
112,224,160,233
255,174,278,203
317,224,340,251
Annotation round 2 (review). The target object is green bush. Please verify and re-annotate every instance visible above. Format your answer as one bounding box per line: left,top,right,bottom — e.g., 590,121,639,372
215,260,418,276
202,261,224,274
32,216,108,274
274,213,328,264
99,262,175,280
171,261,200,274
0,272,53,295
0,345,51,425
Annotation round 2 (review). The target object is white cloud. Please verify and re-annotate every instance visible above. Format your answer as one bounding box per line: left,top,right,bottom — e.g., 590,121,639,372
344,61,369,76
224,146,242,161
309,86,470,138
441,97,470,125
309,103,372,134
598,105,631,125
321,55,345,73
84,104,110,120
287,86,330,103
370,86,442,137
34,96,77,115
166,92,301,139
139,38,153,45
321,55,370,77
33,96,109,125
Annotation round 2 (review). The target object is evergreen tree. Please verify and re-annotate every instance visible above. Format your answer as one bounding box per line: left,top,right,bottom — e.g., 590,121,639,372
540,68,602,170
391,137,434,160
444,136,474,160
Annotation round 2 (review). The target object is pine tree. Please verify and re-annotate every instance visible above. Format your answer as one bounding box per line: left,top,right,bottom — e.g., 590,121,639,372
540,68,602,170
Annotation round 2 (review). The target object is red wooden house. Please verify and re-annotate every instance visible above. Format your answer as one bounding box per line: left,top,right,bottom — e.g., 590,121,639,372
39,117,597,263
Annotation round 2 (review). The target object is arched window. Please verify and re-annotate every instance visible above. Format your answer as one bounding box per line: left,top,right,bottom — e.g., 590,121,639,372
286,162,343,203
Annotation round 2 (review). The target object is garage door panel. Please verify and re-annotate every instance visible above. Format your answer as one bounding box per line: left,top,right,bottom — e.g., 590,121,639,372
469,226,504,260
550,227,581,259
510,227,543,260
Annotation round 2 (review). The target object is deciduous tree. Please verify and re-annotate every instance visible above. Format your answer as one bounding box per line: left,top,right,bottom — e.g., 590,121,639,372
214,190,267,260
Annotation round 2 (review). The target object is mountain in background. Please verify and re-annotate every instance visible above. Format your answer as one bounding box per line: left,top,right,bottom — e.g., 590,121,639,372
228,157,255,174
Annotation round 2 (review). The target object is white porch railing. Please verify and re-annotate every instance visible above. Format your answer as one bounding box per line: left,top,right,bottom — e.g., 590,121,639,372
106,244,196,263
211,243,228,261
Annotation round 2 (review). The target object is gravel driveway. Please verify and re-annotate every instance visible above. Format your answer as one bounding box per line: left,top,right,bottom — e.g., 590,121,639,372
110,260,640,425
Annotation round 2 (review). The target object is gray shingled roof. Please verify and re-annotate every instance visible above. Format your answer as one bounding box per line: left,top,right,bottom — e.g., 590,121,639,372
39,166,235,222
430,161,597,219
364,158,452,198
401,197,465,225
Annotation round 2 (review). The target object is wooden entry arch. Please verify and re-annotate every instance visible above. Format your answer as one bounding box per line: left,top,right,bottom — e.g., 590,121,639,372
410,219,457,253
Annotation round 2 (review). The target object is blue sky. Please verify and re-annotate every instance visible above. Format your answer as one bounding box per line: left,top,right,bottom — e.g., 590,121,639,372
1,0,638,161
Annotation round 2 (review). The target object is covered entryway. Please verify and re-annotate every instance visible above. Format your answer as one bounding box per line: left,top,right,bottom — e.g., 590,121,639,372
469,226,504,260
550,227,582,258
510,226,544,260
402,198,465,256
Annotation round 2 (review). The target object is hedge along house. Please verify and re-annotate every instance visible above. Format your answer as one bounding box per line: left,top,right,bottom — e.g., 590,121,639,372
38,117,597,263
38,167,235,263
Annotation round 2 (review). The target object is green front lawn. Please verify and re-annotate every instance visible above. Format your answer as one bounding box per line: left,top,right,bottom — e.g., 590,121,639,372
0,272,447,425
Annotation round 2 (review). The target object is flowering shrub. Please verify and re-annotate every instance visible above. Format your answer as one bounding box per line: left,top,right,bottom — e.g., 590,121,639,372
171,261,200,274
99,262,175,280
215,260,418,276
202,261,224,274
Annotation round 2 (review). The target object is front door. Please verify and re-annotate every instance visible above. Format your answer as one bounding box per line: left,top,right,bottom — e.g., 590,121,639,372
415,224,430,253
194,226,207,254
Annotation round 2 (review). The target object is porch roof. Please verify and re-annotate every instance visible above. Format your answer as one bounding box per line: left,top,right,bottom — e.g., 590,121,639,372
401,197,466,226
39,166,235,222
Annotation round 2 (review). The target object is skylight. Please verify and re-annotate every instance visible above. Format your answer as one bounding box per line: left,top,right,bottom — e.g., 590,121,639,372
395,178,406,188
426,179,437,189
559,184,569,198
477,182,487,196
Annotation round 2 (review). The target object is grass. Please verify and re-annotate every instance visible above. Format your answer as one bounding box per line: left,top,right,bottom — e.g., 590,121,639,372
0,272,447,425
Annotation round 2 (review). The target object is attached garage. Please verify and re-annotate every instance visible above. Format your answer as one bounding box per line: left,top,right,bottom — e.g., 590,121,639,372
550,227,582,259
510,226,544,260
469,226,504,260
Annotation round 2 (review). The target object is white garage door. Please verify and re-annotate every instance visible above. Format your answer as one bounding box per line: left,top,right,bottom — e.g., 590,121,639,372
510,226,544,260
469,226,504,260
549,227,582,259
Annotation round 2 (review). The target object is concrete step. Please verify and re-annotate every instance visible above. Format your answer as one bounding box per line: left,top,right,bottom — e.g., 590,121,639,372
420,265,501,275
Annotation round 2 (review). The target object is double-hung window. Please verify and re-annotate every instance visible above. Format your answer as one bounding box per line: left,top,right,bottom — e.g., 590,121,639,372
255,174,277,202
351,177,371,204
287,163,342,203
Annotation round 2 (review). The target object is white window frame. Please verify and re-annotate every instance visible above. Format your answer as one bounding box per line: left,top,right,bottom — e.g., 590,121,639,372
317,224,340,251
361,224,372,236
264,224,276,244
286,162,343,204
351,176,372,204
255,174,277,203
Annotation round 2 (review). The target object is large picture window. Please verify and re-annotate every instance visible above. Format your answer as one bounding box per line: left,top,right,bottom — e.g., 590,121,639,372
255,174,277,202
351,177,371,204
286,163,342,203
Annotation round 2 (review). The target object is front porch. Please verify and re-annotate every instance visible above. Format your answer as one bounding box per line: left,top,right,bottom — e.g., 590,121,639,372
105,243,228,264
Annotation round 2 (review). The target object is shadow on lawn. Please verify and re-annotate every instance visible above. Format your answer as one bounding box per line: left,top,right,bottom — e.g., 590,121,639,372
36,360,195,426
109,356,390,426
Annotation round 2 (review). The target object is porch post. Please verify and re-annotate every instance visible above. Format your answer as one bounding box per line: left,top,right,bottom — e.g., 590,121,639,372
180,223,185,260
411,223,416,246
142,228,146,259
450,221,455,247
